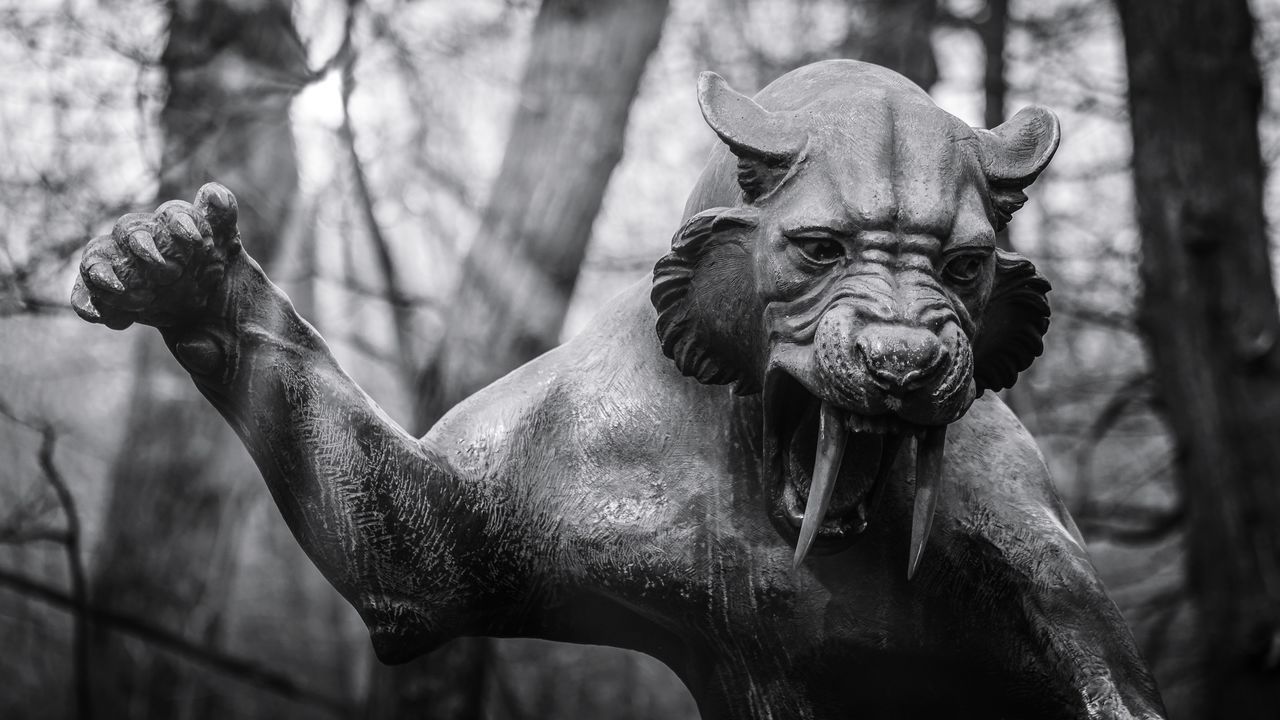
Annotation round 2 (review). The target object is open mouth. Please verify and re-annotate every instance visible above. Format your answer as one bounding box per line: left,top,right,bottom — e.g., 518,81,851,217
764,371,948,578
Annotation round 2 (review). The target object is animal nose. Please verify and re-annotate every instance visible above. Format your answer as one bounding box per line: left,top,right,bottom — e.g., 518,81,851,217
853,324,947,394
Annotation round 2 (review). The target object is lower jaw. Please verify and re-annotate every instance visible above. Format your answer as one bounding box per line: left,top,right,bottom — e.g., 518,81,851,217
777,430,907,549
764,387,951,576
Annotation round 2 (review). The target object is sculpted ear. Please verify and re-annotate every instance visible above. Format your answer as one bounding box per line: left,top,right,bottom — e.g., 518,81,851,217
697,72,807,203
975,106,1061,230
972,250,1051,395
652,207,763,394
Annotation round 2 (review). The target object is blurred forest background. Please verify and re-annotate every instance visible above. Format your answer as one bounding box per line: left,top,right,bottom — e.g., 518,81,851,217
3,0,1280,718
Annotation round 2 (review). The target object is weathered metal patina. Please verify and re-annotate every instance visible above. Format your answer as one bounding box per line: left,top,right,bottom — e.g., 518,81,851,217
72,61,1166,719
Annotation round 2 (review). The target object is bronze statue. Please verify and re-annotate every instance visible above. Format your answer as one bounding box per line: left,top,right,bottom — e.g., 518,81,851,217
71,61,1166,719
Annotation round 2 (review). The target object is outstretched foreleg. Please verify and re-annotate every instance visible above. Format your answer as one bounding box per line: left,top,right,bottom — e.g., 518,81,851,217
935,502,1167,720
72,183,540,661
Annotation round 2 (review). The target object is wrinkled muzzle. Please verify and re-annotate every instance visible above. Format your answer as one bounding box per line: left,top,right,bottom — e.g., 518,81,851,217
815,304,975,425
767,302,977,578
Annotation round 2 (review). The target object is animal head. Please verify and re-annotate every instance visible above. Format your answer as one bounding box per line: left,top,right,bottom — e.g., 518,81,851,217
651,60,1057,572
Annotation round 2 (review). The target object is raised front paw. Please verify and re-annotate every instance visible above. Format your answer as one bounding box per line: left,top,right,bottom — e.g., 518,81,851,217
71,182,242,330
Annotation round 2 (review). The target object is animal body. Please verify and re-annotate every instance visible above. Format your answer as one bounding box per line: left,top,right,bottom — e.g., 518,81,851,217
72,61,1166,719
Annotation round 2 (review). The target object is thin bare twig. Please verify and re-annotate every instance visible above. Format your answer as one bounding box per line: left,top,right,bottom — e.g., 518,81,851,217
0,567,354,716
337,2,418,382
0,396,91,719
341,333,404,368
1074,373,1152,514
1076,502,1185,545
1138,585,1186,671
1052,302,1135,332
308,0,357,80
35,425,91,720
0,398,352,718
0,527,71,546
1068,373,1183,547
365,10,475,210
272,268,439,311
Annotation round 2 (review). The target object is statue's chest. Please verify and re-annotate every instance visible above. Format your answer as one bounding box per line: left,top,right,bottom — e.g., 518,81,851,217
579,528,916,716
607,507,918,632
584,519,835,643
555,452,909,660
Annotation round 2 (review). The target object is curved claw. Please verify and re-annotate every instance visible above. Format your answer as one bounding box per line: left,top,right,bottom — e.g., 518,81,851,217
793,401,847,570
85,260,125,294
163,208,204,246
127,230,167,267
70,276,102,323
907,426,946,581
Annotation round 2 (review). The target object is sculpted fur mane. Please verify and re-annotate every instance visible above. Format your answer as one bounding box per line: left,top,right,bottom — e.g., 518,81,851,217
652,207,763,393
973,250,1052,394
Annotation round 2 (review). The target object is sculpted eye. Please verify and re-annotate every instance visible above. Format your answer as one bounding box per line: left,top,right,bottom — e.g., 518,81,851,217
791,236,844,265
942,252,988,284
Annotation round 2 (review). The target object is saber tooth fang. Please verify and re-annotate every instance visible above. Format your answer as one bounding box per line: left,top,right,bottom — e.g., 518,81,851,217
793,401,847,569
907,426,947,580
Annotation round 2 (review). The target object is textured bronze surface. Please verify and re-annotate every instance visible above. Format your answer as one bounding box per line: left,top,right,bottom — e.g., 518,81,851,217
73,61,1165,719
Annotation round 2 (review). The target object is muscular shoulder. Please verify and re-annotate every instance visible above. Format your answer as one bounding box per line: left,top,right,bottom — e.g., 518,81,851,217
942,393,1085,549
424,279,721,486
421,279,729,591
947,395,1049,491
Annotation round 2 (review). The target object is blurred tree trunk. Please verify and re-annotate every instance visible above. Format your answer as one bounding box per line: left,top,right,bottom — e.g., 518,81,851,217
970,0,1033,420
977,0,1008,133
1115,0,1280,716
840,0,938,90
88,1,313,718
975,0,1011,251
409,0,669,428
367,0,670,719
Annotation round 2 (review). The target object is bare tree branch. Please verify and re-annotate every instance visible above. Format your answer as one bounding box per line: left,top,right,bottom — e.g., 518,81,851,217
0,527,70,546
1077,502,1185,545
309,0,357,80
1070,373,1177,537
336,3,417,381
1052,302,1135,332
0,567,354,716
34,424,91,720
0,396,91,718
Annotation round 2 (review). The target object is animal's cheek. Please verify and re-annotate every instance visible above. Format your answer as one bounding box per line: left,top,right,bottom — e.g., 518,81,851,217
761,288,836,348
936,285,985,338
756,253,824,300
939,321,970,348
